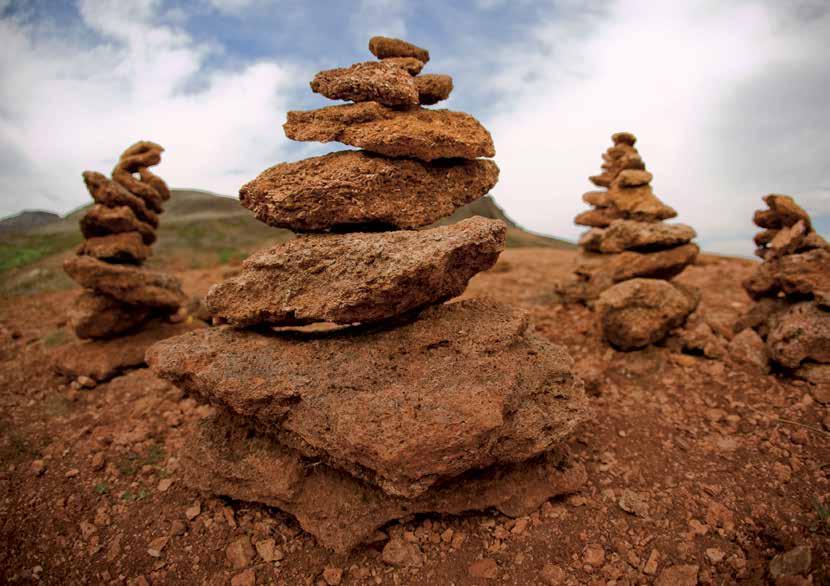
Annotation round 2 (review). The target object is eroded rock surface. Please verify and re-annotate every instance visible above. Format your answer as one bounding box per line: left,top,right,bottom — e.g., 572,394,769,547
369,36,429,62
77,232,152,264
599,220,696,254
67,291,152,340
80,205,156,245
310,62,419,107
83,171,159,228
415,74,453,105
766,301,830,369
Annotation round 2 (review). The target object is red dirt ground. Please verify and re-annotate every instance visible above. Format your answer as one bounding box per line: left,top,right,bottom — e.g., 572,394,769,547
1,248,827,585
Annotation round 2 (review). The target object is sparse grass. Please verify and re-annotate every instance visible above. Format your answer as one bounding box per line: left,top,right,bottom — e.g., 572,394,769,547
117,443,166,477
0,232,82,273
94,483,109,495
815,497,830,533
217,247,246,265
42,328,69,348
121,488,149,502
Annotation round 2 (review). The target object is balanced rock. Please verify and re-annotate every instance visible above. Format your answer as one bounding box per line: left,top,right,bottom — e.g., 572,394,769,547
310,61,419,107
606,243,699,282
599,220,696,253
83,171,159,228
80,205,156,245
77,232,152,264
148,298,587,498
415,74,453,105
574,208,623,228
67,291,152,339
239,150,499,231
606,185,677,221
64,255,185,311
206,218,505,326
138,166,170,201
369,36,429,62
744,248,830,306
283,102,495,161
596,278,699,350
754,194,811,230
765,301,830,369
117,140,163,171
181,410,585,553
382,56,424,75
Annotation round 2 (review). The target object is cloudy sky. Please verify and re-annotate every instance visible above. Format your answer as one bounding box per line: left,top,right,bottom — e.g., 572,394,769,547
1,0,827,255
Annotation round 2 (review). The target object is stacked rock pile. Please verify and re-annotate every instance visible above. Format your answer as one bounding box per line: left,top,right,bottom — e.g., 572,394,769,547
736,195,829,382
147,37,589,553
560,133,700,349
63,142,186,340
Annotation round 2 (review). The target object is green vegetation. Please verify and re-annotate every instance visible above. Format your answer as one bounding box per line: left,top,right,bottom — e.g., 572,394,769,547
0,232,82,273
94,483,109,495
42,328,69,348
116,443,166,477
121,488,149,502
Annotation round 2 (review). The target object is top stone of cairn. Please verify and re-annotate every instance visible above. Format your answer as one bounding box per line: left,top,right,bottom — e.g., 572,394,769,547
369,36,430,62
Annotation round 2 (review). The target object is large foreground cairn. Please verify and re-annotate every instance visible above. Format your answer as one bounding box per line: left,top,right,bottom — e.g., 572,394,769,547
563,133,700,350
55,143,188,382
735,195,829,383
147,37,589,554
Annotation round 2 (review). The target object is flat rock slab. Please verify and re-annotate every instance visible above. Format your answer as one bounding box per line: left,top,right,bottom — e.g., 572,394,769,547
83,171,159,228
80,205,156,245
597,278,699,350
77,232,152,264
64,256,186,311
369,36,429,62
283,102,495,161
148,298,587,498
182,410,586,553
599,220,696,253
415,74,453,105
311,61,419,107
240,150,499,231
606,185,677,222
53,320,199,382
575,208,623,228
67,291,152,339
205,218,505,326
608,243,699,282
766,301,830,369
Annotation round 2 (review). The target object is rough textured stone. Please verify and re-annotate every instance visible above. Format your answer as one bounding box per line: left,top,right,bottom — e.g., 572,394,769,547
82,171,159,228
77,232,152,264
574,208,623,228
727,328,769,373
369,36,429,62
68,291,152,339
615,169,653,187
582,191,612,207
578,228,605,253
111,168,164,213
381,56,424,75
148,298,587,498
415,74,453,105
795,362,830,385
606,243,699,281
589,143,644,187
758,194,811,230
743,248,830,306
205,218,505,327
733,297,789,338
239,150,499,231
655,565,699,586
118,140,163,171
138,166,170,201
605,185,677,221
599,220,696,253
80,205,156,245
767,220,807,258
310,61,419,107
769,546,812,579
766,301,830,369
596,278,699,350
64,255,186,311
612,131,636,145
283,103,495,161
180,410,586,553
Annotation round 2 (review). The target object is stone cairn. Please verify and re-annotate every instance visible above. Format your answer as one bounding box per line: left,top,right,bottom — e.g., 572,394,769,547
560,132,700,350
147,37,589,554
735,194,829,383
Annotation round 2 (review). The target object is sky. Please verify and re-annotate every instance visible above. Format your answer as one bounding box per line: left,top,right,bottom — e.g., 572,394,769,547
0,0,828,255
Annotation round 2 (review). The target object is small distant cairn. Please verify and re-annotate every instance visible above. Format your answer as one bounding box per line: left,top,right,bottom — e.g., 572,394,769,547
735,195,829,382
147,37,589,554
63,142,186,341
559,132,700,350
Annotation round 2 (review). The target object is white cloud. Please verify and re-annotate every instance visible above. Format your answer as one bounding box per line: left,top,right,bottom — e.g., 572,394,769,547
0,0,296,216
486,0,830,255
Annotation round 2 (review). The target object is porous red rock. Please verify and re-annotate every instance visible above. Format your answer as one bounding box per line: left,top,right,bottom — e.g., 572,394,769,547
67,291,152,339
382,57,424,75
599,220,696,253
727,328,769,373
765,301,830,369
77,232,152,264
148,299,587,498
415,74,453,105
205,218,505,326
744,248,830,306
283,102,495,161
180,409,586,553
239,150,499,231
82,171,159,228
369,36,429,62
606,243,699,281
605,184,677,221
754,194,811,230
310,62,419,107
80,205,156,245
596,278,699,350
64,256,185,311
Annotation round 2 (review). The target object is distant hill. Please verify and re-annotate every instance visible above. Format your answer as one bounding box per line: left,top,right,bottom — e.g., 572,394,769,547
0,210,60,234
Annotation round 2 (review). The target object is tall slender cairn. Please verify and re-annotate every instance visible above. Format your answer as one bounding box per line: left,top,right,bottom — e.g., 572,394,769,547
147,37,589,554
54,142,187,382
559,133,700,349
735,195,829,382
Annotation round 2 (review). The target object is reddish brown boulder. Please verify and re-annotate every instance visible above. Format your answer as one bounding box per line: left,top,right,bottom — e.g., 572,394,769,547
205,218,505,326
605,185,677,221
599,220,696,253
310,61,419,107
181,410,585,553
80,205,156,245
369,36,429,62
575,208,624,228
67,291,152,339
754,194,811,230
765,301,830,369
283,102,495,161
744,248,830,306
596,278,699,350
63,255,186,311
77,232,152,264
607,243,698,281
415,74,453,105
239,150,499,231
727,328,769,374
148,298,587,498
767,220,807,258
382,56,424,75
82,171,159,228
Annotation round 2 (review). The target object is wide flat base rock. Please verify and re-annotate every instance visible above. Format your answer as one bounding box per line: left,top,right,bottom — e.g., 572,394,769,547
148,298,587,498
205,217,505,327
53,320,200,382
182,411,587,554
239,150,499,231
284,102,494,161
